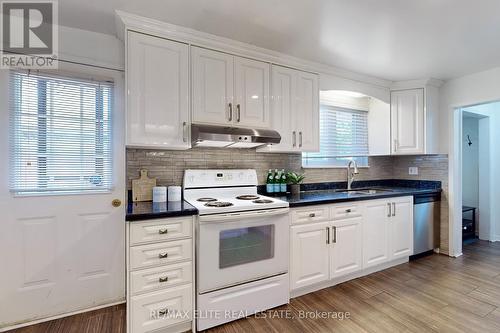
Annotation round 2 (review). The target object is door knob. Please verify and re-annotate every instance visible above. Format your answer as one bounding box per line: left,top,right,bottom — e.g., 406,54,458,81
112,199,122,207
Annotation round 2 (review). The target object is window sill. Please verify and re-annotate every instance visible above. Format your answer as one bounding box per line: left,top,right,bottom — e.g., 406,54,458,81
301,165,370,169
12,189,114,197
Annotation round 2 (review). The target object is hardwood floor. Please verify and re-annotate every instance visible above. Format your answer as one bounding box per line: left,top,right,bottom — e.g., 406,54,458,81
8,240,500,333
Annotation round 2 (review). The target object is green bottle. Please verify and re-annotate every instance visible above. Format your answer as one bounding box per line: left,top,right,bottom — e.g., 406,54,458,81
273,169,281,193
266,169,274,193
280,169,287,193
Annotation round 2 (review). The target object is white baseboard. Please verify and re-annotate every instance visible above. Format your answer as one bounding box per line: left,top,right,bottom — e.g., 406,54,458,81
290,257,408,299
0,300,126,332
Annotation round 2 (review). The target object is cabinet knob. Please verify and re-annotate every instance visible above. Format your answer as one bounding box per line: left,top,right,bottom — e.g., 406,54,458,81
112,199,121,207
158,276,169,283
345,209,352,213
158,252,168,259
309,213,316,217
158,228,168,235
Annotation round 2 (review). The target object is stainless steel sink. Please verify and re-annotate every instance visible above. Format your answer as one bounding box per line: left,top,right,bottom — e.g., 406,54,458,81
335,188,393,195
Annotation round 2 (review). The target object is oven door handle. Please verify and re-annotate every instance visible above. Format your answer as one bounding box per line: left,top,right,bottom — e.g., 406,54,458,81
199,207,290,223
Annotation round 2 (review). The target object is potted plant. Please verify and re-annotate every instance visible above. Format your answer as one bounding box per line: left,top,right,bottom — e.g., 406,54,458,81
287,172,305,195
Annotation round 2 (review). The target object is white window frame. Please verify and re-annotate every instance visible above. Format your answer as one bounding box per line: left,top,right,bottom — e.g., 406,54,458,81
9,70,114,195
302,105,369,169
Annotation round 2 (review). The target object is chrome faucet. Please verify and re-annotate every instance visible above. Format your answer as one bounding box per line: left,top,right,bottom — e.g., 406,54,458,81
347,160,359,190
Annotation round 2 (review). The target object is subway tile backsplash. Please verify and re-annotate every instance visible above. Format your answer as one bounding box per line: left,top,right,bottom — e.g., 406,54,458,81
127,148,449,254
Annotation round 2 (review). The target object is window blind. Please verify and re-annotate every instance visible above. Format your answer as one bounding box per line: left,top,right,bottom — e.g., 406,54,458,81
303,105,368,167
9,71,114,194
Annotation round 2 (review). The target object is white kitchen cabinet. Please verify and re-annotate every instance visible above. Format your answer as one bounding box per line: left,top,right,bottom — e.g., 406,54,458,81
127,31,190,149
390,89,424,155
290,197,414,293
258,65,319,153
363,200,391,268
192,47,270,128
290,222,330,290
127,216,194,333
191,47,234,125
234,57,270,128
389,198,414,260
390,79,442,155
295,71,320,151
363,197,413,269
330,216,363,279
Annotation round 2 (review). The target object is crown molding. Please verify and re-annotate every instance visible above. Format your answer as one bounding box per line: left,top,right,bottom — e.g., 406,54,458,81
115,10,392,89
391,78,444,90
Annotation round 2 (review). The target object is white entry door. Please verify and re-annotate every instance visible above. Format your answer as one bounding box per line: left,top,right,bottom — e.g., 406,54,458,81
0,62,125,329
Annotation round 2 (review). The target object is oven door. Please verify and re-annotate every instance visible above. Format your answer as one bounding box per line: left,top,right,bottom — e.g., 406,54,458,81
197,208,289,293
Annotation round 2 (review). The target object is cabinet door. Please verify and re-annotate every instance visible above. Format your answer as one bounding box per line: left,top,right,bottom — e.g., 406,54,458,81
391,89,424,154
262,65,295,151
127,32,189,149
330,217,363,279
363,200,391,268
192,47,234,125
295,71,319,152
234,57,270,128
290,222,329,290
389,197,414,260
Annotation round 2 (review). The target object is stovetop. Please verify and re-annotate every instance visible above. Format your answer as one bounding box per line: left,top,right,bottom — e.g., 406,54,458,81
183,169,289,215
184,188,289,215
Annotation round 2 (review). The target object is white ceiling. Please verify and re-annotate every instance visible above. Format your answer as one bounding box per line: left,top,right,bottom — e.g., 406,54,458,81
58,0,500,81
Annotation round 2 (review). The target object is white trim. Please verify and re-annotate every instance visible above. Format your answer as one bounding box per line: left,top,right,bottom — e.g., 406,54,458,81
0,300,125,332
391,78,444,91
114,10,392,89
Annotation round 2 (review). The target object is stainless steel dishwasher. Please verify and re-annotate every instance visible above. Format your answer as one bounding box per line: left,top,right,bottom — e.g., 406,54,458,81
411,192,441,259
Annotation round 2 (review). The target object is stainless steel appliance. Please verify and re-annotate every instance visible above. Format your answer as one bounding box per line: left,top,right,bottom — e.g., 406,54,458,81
190,124,281,148
183,169,290,331
412,193,441,258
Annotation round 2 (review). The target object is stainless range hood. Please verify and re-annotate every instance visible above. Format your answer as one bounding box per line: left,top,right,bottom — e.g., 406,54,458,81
191,124,281,148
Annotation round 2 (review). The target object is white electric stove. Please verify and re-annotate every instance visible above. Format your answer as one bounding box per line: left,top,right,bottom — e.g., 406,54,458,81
183,170,290,331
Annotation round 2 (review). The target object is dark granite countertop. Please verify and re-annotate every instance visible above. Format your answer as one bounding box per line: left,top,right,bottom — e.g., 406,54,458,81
126,200,198,221
259,179,442,208
126,179,441,220
273,187,441,208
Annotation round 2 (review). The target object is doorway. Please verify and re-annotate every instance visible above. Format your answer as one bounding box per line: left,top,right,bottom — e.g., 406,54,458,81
459,102,498,245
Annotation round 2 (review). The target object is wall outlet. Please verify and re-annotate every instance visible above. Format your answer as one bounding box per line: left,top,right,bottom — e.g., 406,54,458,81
408,167,419,175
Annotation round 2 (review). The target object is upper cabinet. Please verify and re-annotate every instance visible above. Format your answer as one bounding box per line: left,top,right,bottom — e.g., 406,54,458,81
127,31,190,149
390,80,442,155
390,89,424,155
192,47,270,129
191,47,234,125
258,65,319,153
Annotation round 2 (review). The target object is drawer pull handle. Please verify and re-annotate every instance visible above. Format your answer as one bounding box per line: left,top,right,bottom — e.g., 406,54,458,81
158,276,169,283
345,209,352,213
309,213,316,218
158,309,169,316
158,252,168,259
158,228,168,234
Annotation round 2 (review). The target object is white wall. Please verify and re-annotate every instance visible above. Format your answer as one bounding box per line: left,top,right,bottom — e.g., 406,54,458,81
368,98,391,156
461,117,479,208
438,66,500,255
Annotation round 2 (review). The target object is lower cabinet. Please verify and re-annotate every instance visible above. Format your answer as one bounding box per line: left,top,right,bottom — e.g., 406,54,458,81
290,197,413,292
290,222,330,290
330,216,363,279
127,216,195,333
363,197,414,268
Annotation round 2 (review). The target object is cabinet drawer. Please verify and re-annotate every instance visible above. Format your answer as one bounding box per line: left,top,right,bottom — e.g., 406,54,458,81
130,239,192,270
130,217,192,245
130,261,193,296
130,283,192,333
331,203,362,220
291,206,330,225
